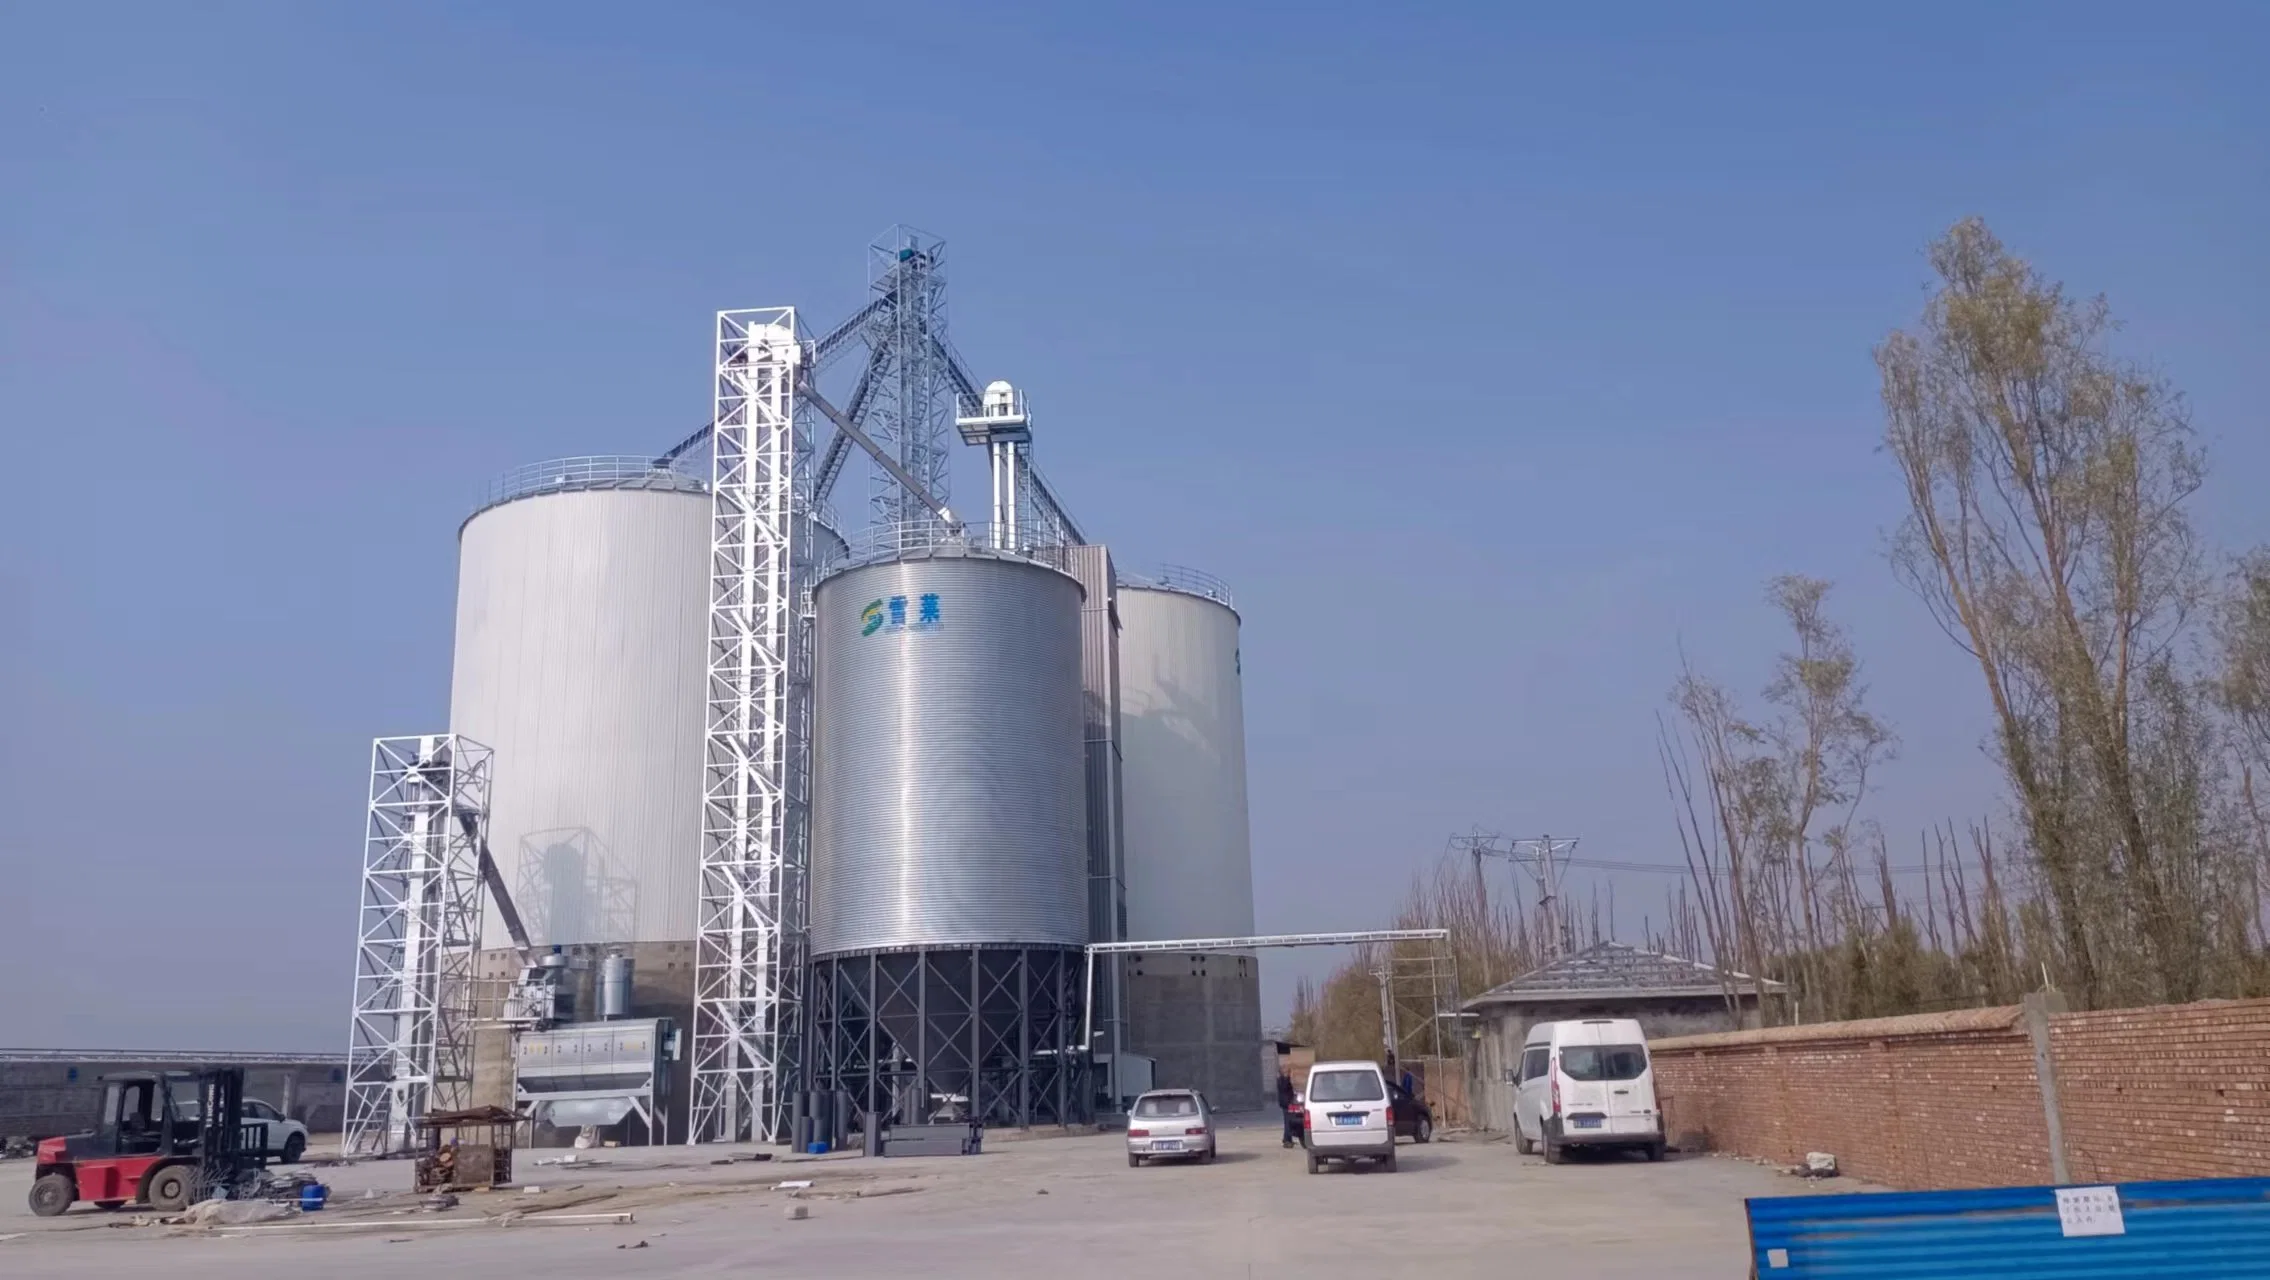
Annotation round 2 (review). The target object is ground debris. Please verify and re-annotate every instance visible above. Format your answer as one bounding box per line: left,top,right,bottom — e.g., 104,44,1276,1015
179,1199,298,1226
619,1239,651,1249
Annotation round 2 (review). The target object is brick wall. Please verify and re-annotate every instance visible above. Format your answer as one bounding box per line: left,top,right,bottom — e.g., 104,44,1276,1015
1647,998,2270,1190
2051,1000,2270,1184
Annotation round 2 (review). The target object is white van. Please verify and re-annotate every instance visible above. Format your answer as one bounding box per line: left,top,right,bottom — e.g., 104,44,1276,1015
1300,1060,1396,1173
1511,1019,1664,1163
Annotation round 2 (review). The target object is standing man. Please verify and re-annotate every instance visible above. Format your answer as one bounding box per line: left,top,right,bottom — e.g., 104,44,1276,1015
1277,1069,1300,1148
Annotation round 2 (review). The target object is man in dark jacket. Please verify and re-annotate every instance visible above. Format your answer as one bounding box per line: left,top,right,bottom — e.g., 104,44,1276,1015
1277,1070,1300,1148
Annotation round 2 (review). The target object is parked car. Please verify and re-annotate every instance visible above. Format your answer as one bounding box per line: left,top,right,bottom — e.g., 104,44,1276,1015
1512,1018,1664,1163
243,1099,309,1164
1388,1083,1434,1144
174,1096,309,1164
1125,1090,1216,1166
1301,1060,1395,1173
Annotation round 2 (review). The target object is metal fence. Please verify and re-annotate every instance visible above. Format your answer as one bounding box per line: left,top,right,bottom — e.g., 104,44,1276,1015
477,456,709,513
1116,564,1235,610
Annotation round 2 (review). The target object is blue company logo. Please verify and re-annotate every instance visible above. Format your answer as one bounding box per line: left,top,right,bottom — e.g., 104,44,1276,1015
861,593,942,637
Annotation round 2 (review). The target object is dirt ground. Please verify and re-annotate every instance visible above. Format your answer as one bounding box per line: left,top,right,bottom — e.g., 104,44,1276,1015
0,1116,1862,1278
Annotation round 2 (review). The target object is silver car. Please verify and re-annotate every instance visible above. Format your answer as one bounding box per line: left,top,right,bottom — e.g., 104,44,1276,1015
1125,1089,1216,1166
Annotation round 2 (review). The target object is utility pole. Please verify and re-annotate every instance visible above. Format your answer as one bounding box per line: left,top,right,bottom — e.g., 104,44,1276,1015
1465,833,1583,959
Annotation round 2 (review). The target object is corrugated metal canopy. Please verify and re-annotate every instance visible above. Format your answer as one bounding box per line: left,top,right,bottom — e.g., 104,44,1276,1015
1461,941,1783,1010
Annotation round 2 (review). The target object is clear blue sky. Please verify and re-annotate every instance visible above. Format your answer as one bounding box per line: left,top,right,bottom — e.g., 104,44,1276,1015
2,3,2263,1049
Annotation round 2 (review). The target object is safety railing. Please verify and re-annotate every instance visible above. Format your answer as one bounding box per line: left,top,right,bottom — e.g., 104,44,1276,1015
476,456,708,513
819,520,1073,575
1116,563,1235,610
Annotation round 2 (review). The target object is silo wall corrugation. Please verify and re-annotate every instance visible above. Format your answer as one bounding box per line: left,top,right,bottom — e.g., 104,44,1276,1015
449,487,711,948
809,553,1089,956
1117,586,1255,941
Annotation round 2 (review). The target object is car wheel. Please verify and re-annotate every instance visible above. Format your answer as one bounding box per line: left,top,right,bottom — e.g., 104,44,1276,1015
30,1173,76,1217
1646,1141,1666,1163
1128,1153,1142,1168
1515,1132,1534,1155
1306,1152,1322,1175
1415,1117,1432,1144
1543,1137,1565,1166
281,1132,307,1165
146,1164,196,1213
1381,1148,1398,1173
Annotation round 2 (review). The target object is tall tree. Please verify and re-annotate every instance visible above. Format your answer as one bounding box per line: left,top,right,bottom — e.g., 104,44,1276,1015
1879,218,2210,1006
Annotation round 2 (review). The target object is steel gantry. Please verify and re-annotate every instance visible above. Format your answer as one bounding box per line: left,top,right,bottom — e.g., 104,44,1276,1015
690,310,812,1144
345,735,491,1156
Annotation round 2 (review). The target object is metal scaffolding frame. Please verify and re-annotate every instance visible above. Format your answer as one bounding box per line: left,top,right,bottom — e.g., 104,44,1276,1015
344,735,490,1156
690,309,813,1144
808,947,1083,1131
860,227,954,535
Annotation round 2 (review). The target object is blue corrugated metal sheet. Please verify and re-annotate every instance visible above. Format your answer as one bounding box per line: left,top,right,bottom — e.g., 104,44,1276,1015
1748,1177,2270,1277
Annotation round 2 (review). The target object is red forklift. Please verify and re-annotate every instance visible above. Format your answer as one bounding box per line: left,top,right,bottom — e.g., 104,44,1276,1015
29,1067,268,1216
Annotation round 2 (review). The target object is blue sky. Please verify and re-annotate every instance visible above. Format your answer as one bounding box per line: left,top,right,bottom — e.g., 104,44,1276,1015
2,3,2264,1048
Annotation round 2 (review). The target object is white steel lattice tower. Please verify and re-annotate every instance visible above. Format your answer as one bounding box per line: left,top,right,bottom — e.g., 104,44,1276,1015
691,309,814,1143
861,228,952,534
344,735,489,1156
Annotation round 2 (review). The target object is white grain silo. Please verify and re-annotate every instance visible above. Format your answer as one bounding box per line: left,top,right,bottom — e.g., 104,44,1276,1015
1115,569,1261,1109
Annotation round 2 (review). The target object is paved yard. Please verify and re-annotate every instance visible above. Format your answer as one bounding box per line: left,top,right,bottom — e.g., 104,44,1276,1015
0,1118,1855,1278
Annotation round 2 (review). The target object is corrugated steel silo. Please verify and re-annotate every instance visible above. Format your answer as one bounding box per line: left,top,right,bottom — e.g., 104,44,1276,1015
809,553,1087,953
1116,571,1262,1108
806,543,1091,1126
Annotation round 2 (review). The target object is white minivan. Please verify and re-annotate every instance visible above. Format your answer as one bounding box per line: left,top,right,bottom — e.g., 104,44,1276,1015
1512,1019,1665,1163
1301,1060,1396,1173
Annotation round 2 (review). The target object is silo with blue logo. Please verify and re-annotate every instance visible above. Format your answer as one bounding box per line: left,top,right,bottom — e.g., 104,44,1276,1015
805,539,1091,1126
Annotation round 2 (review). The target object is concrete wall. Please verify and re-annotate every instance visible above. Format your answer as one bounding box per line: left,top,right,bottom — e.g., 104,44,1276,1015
1649,997,2270,1190
1,1058,348,1142
473,940,695,1145
1127,952,1264,1110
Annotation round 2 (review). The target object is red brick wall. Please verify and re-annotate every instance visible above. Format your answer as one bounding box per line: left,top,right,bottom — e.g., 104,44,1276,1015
1654,1027,2051,1188
1649,998,2270,1190
2051,999,2270,1184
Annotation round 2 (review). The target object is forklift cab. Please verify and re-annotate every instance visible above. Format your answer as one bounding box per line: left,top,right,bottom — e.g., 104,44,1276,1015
66,1072,196,1161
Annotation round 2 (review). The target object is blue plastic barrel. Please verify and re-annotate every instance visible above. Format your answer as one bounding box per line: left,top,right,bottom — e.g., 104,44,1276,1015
299,1183,329,1211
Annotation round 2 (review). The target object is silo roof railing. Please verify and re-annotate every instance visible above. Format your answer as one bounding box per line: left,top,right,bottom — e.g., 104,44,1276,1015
475,456,709,516
821,520,1074,575
1116,564,1235,609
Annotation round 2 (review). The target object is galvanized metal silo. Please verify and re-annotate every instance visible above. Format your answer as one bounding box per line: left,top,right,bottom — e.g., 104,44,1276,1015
805,542,1091,1127
1115,569,1262,1109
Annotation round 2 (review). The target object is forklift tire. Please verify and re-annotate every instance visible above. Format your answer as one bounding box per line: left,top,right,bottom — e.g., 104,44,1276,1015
281,1133,306,1164
146,1164,196,1213
30,1173,76,1217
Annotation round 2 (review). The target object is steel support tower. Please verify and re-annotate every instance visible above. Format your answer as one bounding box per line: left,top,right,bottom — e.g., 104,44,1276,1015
860,227,953,536
344,735,490,1156
690,309,814,1144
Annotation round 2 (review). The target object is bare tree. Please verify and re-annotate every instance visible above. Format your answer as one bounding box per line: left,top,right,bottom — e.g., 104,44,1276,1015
1879,217,2213,1007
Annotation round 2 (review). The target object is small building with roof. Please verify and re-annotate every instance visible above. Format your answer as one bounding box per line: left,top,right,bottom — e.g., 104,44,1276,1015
1460,942,1784,1133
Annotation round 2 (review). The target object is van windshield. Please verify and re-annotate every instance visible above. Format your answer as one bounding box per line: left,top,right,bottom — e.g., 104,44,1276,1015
1306,1069,1385,1103
1558,1045,1648,1082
